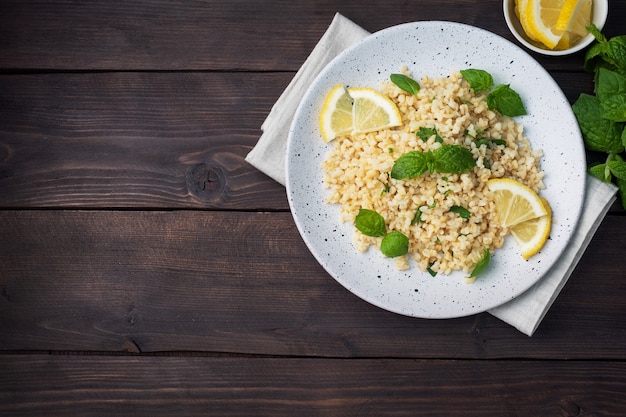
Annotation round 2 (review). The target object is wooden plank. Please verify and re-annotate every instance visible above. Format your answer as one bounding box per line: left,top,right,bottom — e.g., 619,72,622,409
1,355,625,416
1,0,624,71
0,71,289,209
0,71,607,210
1,210,625,358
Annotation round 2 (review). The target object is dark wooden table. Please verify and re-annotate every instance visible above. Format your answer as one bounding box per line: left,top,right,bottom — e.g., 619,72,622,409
1,1,625,415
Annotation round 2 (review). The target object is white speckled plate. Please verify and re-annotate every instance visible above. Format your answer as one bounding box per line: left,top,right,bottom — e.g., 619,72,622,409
285,21,586,319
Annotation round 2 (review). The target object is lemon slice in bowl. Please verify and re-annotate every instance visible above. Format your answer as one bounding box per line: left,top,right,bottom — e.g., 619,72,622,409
555,0,592,44
517,0,565,49
319,85,402,142
486,178,549,228
510,198,552,259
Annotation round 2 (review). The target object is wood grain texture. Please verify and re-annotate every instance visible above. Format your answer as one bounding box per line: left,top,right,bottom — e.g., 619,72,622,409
5,0,626,71
2,0,626,414
0,72,289,209
1,355,625,416
1,210,624,358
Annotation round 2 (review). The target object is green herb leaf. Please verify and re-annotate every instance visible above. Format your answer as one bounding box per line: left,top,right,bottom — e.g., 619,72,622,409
572,93,624,153
380,231,409,258
468,248,490,280
355,209,386,237
587,23,607,43
449,205,471,220
601,36,626,70
487,84,527,117
596,67,626,122
608,155,626,180
416,127,443,143
432,145,476,174
391,145,475,179
475,137,507,148
390,151,432,179
460,69,494,92
390,73,420,95
588,163,611,182
584,23,626,72
411,207,424,225
427,261,437,277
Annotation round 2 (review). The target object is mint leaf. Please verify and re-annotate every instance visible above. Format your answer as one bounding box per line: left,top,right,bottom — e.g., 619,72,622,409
449,205,471,220
460,69,494,92
475,137,506,147
411,207,424,224
588,163,611,182
584,24,626,72
608,155,626,180
432,145,476,174
427,261,437,277
355,209,386,237
390,150,430,179
390,73,420,95
587,23,607,43
380,231,409,257
604,35,626,70
487,84,527,117
572,93,624,153
596,68,626,122
415,127,443,143
391,145,475,179
468,248,490,281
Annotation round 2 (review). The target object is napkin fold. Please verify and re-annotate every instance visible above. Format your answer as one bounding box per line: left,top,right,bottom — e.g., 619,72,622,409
246,13,369,185
246,13,618,335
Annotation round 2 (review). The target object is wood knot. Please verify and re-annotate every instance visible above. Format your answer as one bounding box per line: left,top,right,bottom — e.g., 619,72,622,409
185,163,224,199
560,398,581,416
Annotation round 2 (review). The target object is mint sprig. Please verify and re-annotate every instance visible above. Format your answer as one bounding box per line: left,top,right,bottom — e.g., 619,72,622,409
460,69,527,117
573,24,626,208
390,144,476,180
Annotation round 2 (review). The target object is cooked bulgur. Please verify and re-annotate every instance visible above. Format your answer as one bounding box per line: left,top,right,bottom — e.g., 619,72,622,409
322,70,545,274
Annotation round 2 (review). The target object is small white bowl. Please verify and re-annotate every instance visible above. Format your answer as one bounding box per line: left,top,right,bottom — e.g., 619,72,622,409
503,0,608,56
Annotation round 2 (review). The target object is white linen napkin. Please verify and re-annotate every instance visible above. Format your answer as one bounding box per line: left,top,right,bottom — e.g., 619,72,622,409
245,13,618,335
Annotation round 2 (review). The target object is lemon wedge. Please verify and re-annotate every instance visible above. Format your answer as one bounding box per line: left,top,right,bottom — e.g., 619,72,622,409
319,84,402,142
510,198,552,259
487,178,551,259
516,0,592,50
517,0,566,50
319,85,354,142
556,0,592,43
486,178,549,228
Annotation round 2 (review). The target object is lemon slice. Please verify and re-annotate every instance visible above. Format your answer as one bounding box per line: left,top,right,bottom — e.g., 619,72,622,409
486,178,549,228
319,84,354,142
348,87,403,135
517,0,565,49
510,198,552,259
319,85,402,142
556,0,592,42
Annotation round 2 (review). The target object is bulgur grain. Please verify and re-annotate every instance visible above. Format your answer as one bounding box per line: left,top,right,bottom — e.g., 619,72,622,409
322,71,545,274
